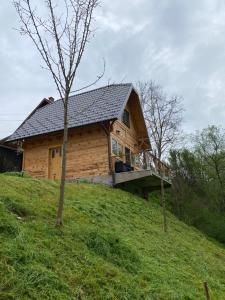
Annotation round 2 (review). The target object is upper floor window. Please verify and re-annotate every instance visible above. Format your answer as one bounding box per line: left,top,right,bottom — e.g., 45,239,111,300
122,109,130,128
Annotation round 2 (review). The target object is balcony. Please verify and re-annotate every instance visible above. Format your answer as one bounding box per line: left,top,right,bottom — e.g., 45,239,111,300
111,151,171,188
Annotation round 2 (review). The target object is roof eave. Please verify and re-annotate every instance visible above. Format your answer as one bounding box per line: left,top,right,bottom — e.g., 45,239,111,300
7,117,118,142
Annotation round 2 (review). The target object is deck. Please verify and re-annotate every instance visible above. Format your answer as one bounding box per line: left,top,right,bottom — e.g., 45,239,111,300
114,169,171,187
113,167,171,199
112,150,171,184
77,151,171,195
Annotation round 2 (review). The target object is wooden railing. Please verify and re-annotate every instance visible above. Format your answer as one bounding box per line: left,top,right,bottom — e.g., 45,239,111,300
142,151,171,178
111,151,171,179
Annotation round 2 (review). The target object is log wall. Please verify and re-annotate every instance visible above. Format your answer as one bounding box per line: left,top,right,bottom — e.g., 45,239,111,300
23,123,109,179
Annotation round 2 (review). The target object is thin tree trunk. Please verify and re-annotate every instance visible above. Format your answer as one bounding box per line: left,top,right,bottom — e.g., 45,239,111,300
56,94,69,226
160,175,167,232
172,180,180,217
158,151,168,232
214,163,225,212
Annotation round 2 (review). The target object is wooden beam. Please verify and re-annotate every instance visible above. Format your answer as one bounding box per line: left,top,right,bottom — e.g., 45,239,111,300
101,121,116,176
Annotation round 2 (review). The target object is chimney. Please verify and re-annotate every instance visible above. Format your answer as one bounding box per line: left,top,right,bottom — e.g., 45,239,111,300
48,97,54,103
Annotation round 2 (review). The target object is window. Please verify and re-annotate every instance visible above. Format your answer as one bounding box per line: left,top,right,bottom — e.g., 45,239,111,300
51,147,62,159
122,109,130,128
112,138,123,157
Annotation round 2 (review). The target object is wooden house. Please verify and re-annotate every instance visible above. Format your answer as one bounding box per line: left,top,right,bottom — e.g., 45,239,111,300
7,84,170,190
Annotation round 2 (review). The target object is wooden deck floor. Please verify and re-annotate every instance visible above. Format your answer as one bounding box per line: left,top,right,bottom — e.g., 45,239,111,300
72,170,171,192
114,170,171,187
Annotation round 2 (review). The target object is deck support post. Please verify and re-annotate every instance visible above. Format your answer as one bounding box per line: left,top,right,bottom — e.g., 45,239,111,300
141,187,149,200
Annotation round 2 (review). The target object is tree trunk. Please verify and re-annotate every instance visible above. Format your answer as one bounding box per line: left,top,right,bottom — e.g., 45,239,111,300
56,93,69,226
160,175,168,232
158,155,167,232
214,163,225,212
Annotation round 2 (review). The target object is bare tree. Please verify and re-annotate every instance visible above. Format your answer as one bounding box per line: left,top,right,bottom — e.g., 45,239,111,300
14,0,101,226
138,81,183,232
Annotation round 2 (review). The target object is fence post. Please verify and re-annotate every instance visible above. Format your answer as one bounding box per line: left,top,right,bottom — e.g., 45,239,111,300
203,282,211,300
143,151,147,170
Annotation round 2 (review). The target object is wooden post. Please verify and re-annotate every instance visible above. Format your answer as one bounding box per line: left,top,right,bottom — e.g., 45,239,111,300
143,151,147,170
203,282,211,300
101,121,115,176
141,187,149,200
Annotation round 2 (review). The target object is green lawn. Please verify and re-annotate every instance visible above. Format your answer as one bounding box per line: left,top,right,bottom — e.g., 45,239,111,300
0,173,225,299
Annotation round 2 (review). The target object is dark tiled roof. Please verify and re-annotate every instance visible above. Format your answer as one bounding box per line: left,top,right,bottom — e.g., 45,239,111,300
8,83,134,141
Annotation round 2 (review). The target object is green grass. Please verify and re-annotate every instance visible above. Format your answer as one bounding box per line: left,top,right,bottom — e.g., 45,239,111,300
0,173,225,299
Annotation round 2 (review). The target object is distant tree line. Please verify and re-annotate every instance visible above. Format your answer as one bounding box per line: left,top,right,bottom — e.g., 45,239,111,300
168,125,225,244
138,80,225,244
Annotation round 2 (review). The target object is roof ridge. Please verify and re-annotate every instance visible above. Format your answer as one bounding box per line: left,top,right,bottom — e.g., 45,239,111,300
35,83,133,112
29,82,133,116
71,82,133,98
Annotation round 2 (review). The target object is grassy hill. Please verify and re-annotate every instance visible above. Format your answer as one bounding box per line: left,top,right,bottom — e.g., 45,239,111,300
0,173,225,300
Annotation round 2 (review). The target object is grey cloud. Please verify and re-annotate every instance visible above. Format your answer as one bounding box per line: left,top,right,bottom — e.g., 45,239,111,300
1,0,225,138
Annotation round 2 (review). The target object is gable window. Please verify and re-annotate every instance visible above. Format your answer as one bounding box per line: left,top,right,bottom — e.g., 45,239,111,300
112,138,123,157
122,109,130,128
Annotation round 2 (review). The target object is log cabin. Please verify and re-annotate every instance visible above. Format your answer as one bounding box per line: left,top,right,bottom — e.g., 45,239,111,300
7,83,170,191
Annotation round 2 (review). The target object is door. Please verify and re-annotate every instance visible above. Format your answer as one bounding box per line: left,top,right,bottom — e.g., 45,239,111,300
49,146,62,180
125,147,131,165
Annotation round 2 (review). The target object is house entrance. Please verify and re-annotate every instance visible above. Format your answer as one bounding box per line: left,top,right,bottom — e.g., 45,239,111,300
49,146,62,180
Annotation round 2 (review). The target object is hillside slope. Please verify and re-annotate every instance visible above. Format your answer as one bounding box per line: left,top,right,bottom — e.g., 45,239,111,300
0,174,225,300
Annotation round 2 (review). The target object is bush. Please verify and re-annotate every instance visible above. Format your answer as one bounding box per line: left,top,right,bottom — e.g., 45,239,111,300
193,209,225,244
167,190,225,245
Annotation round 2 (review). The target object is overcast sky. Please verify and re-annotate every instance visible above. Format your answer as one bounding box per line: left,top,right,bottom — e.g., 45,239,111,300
1,0,225,139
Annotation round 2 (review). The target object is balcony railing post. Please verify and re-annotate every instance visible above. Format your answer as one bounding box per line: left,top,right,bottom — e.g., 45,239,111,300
143,151,147,170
